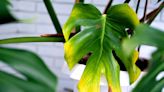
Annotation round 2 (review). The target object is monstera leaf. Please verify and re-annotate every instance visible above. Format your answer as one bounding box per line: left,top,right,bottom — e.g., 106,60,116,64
63,3,140,92
122,24,164,92
133,50,164,92
0,0,17,24
122,24,164,58
0,47,57,92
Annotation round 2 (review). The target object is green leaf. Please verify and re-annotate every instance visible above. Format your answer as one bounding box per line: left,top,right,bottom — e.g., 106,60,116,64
121,24,164,84
133,50,164,92
63,3,101,41
122,24,164,89
0,0,17,24
0,47,57,92
63,3,140,92
122,24,164,59
0,37,65,44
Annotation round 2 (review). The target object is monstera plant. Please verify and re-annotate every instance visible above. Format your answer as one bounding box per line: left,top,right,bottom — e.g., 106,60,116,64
0,0,163,92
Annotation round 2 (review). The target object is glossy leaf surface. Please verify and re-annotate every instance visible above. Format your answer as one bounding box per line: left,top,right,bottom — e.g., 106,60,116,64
63,3,140,92
0,47,57,92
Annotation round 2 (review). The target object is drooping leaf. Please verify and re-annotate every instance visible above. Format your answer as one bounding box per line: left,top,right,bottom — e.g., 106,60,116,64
122,24,164,92
63,3,140,92
0,47,57,92
0,0,17,24
0,36,65,44
133,50,164,92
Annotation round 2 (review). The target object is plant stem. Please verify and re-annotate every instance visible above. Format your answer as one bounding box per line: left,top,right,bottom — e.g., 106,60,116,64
124,0,131,3
142,0,148,23
138,0,148,52
135,0,140,13
147,2,164,24
41,33,76,38
140,2,163,23
75,0,84,3
43,0,62,33
157,0,162,3
104,0,113,14
0,37,65,44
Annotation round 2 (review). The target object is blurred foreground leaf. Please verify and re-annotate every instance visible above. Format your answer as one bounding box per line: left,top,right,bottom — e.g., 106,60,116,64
133,50,164,92
122,24,164,92
0,47,57,92
0,0,17,24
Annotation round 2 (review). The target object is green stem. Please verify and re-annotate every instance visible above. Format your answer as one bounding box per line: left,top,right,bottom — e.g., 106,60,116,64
0,37,65,44
43,0,62,33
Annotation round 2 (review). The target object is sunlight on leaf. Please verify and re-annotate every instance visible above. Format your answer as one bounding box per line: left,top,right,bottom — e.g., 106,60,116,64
63,3,140,92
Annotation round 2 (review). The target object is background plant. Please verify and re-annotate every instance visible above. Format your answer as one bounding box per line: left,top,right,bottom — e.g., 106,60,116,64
123,24,164,92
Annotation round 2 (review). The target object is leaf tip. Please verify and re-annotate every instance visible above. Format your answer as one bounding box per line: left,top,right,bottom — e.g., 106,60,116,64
129,67,141,84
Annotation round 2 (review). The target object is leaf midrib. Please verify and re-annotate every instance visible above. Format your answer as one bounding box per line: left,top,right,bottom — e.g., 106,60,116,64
96,14,107,64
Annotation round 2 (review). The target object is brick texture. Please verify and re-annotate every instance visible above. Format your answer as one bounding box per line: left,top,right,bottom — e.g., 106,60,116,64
0,0,163,92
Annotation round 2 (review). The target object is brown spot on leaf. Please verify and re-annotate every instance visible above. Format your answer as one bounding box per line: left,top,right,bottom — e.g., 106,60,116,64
108,87,112,92
96,24,101,29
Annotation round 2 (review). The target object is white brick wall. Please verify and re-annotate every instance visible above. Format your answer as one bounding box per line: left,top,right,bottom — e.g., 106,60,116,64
0,0,163,92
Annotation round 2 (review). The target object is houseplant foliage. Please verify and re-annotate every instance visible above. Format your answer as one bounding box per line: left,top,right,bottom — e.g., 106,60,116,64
63,3,140,92
0,0,57,92
0,0,163,92
0,0,16,24
133,49,164,92
122,24,164,92
0,47,57,92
